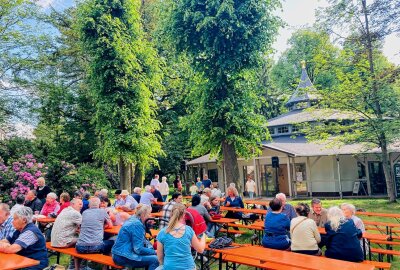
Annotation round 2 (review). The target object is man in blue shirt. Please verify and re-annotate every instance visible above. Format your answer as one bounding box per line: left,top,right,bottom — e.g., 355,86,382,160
117,190,138,211
0,203,15,240
267,193,297,220
201,174,212,189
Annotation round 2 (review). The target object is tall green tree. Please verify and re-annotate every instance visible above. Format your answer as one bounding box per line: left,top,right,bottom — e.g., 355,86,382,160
164,0,281,190
77,0,163,190
271,29,340,93
316,0,400,201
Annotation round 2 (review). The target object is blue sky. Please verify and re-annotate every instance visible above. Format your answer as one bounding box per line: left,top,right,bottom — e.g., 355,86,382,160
38,0,400,64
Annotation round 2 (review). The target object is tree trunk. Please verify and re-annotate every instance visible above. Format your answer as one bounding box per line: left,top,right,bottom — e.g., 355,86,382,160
361,0,396,202
132,163,144,188
118,157,131,191
221,140,240,192
381,139,396,202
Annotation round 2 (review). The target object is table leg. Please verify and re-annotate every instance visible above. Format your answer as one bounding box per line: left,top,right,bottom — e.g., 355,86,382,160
219,252,222,270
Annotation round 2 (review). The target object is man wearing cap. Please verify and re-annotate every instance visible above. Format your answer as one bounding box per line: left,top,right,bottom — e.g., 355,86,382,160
116,190,138,211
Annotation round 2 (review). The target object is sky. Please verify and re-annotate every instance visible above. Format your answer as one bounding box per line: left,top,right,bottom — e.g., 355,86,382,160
37,0,400,65
273,0,400,65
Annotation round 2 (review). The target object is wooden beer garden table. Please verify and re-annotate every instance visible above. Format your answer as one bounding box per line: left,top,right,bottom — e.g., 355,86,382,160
209,245,374,270
243,199,270,207
220,206,267,215
0,253,39,270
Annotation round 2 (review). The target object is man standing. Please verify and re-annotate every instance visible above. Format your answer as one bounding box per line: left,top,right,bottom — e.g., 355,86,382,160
24,190,43,214
51,199,83,248
195,177,203,191
201,174,212,189
308,198,328,227
268,193,297,220
0,203,15,240
245,175,256,198
150,174,160,190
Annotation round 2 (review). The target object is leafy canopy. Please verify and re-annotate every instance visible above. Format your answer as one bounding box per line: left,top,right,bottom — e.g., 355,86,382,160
77,0,163,166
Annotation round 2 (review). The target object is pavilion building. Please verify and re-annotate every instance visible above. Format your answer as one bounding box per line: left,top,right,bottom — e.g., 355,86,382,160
186,62,400,198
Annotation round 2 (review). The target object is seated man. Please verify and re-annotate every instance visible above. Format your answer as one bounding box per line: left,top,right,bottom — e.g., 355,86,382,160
0,203,15,240
132,187,142,203
24,190,43,214
113,189,125,208
308,198,328,227
140,185,156,206
51,199,83,247
75,197,113,255
10,194,25,215
268,193,297,220
159,193,183,229
0,207,48,270
116,190,138,212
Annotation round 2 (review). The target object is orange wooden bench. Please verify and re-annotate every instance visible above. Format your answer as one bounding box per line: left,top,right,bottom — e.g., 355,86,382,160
46,242,123,269
213,253,303,269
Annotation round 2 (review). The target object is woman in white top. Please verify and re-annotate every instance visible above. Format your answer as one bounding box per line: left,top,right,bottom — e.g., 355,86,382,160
290,203,321,255
159,176,170,202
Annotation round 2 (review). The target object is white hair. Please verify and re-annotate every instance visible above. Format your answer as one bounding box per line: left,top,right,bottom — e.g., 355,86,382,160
276,193,286,201
162,176,167,181
100,189,108,196
327,206,347,231
340,203,356,215
133,187,142,194
47,192,58,199
89,197,100,208
135,203,152,218
144,185,151,192
14,206,33,223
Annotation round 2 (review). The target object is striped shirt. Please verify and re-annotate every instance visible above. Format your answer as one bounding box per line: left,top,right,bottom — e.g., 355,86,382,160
0,215,15,240
14,230,39,248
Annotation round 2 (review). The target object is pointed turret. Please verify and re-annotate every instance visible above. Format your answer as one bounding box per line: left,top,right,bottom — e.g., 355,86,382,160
285,61,319,111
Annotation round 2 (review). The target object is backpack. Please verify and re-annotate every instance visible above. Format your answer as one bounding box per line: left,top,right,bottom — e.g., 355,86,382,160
185,208,207,236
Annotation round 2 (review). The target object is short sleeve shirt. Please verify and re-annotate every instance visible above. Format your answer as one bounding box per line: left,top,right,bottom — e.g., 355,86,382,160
51,206,82,247
157,226,195,270
77,208,110,246
140,192,155,206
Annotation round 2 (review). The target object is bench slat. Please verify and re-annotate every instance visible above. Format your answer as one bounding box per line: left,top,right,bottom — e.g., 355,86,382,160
46,243,123,269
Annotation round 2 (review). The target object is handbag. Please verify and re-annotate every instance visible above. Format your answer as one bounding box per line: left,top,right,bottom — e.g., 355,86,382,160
209,211,222,220
209,236,233,249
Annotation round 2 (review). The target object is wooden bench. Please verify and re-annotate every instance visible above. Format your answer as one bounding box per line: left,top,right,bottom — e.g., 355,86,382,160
218,228,245,235
213,253,303,269
46,242,123,269
371,247,400,263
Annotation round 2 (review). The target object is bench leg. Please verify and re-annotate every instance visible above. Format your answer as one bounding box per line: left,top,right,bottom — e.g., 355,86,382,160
56,252,60,264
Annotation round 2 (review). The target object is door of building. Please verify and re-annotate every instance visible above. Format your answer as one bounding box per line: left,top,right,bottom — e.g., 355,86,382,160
368,162,386,195
278,164,289,195
260,165,277,197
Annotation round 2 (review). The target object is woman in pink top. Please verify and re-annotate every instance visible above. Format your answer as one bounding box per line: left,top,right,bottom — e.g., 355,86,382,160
57,192,71,215
41,192,60,217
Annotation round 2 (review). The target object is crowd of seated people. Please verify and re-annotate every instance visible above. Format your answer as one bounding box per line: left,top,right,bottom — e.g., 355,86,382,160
0,174,372,270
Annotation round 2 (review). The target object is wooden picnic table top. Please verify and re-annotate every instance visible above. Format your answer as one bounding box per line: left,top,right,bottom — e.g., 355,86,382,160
210,245,373,270
0,253,40,270
35,217,56,223
363,220,400,228
317,227,388,241
150,212,163,217
356,211,400,219
210,218,239,224
220,206,267,215
243,199,270,206
104,225,122,235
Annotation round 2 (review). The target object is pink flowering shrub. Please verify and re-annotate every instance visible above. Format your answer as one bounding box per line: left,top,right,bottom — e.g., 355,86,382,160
0,154,48,202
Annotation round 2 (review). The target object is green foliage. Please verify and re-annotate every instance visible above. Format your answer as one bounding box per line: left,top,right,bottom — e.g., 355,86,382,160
164,0,281,159
271,29,340,93
0,138,39,164
77,0,163,167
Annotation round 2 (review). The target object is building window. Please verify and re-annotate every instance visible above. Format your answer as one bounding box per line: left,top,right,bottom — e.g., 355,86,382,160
268,128,275,135
277,126,289,134
292,125,299,133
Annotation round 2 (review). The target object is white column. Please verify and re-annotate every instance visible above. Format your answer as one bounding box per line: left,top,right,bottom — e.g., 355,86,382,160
287,155,292,197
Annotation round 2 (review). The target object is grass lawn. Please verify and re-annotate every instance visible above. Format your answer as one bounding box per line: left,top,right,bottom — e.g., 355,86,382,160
49,198,400,269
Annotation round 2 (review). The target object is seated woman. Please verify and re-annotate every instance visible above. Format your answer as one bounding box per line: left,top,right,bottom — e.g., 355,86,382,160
189,194,212,224
325,206,363,262
340,203,368,252
100,197,130,226
112,204,159,270
290,203,321,255
224,186,244,219
207,196,221,237
40,192,60,217
57,192,71,215
157,203,206,270
0,206,48,270
262,198,290,250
